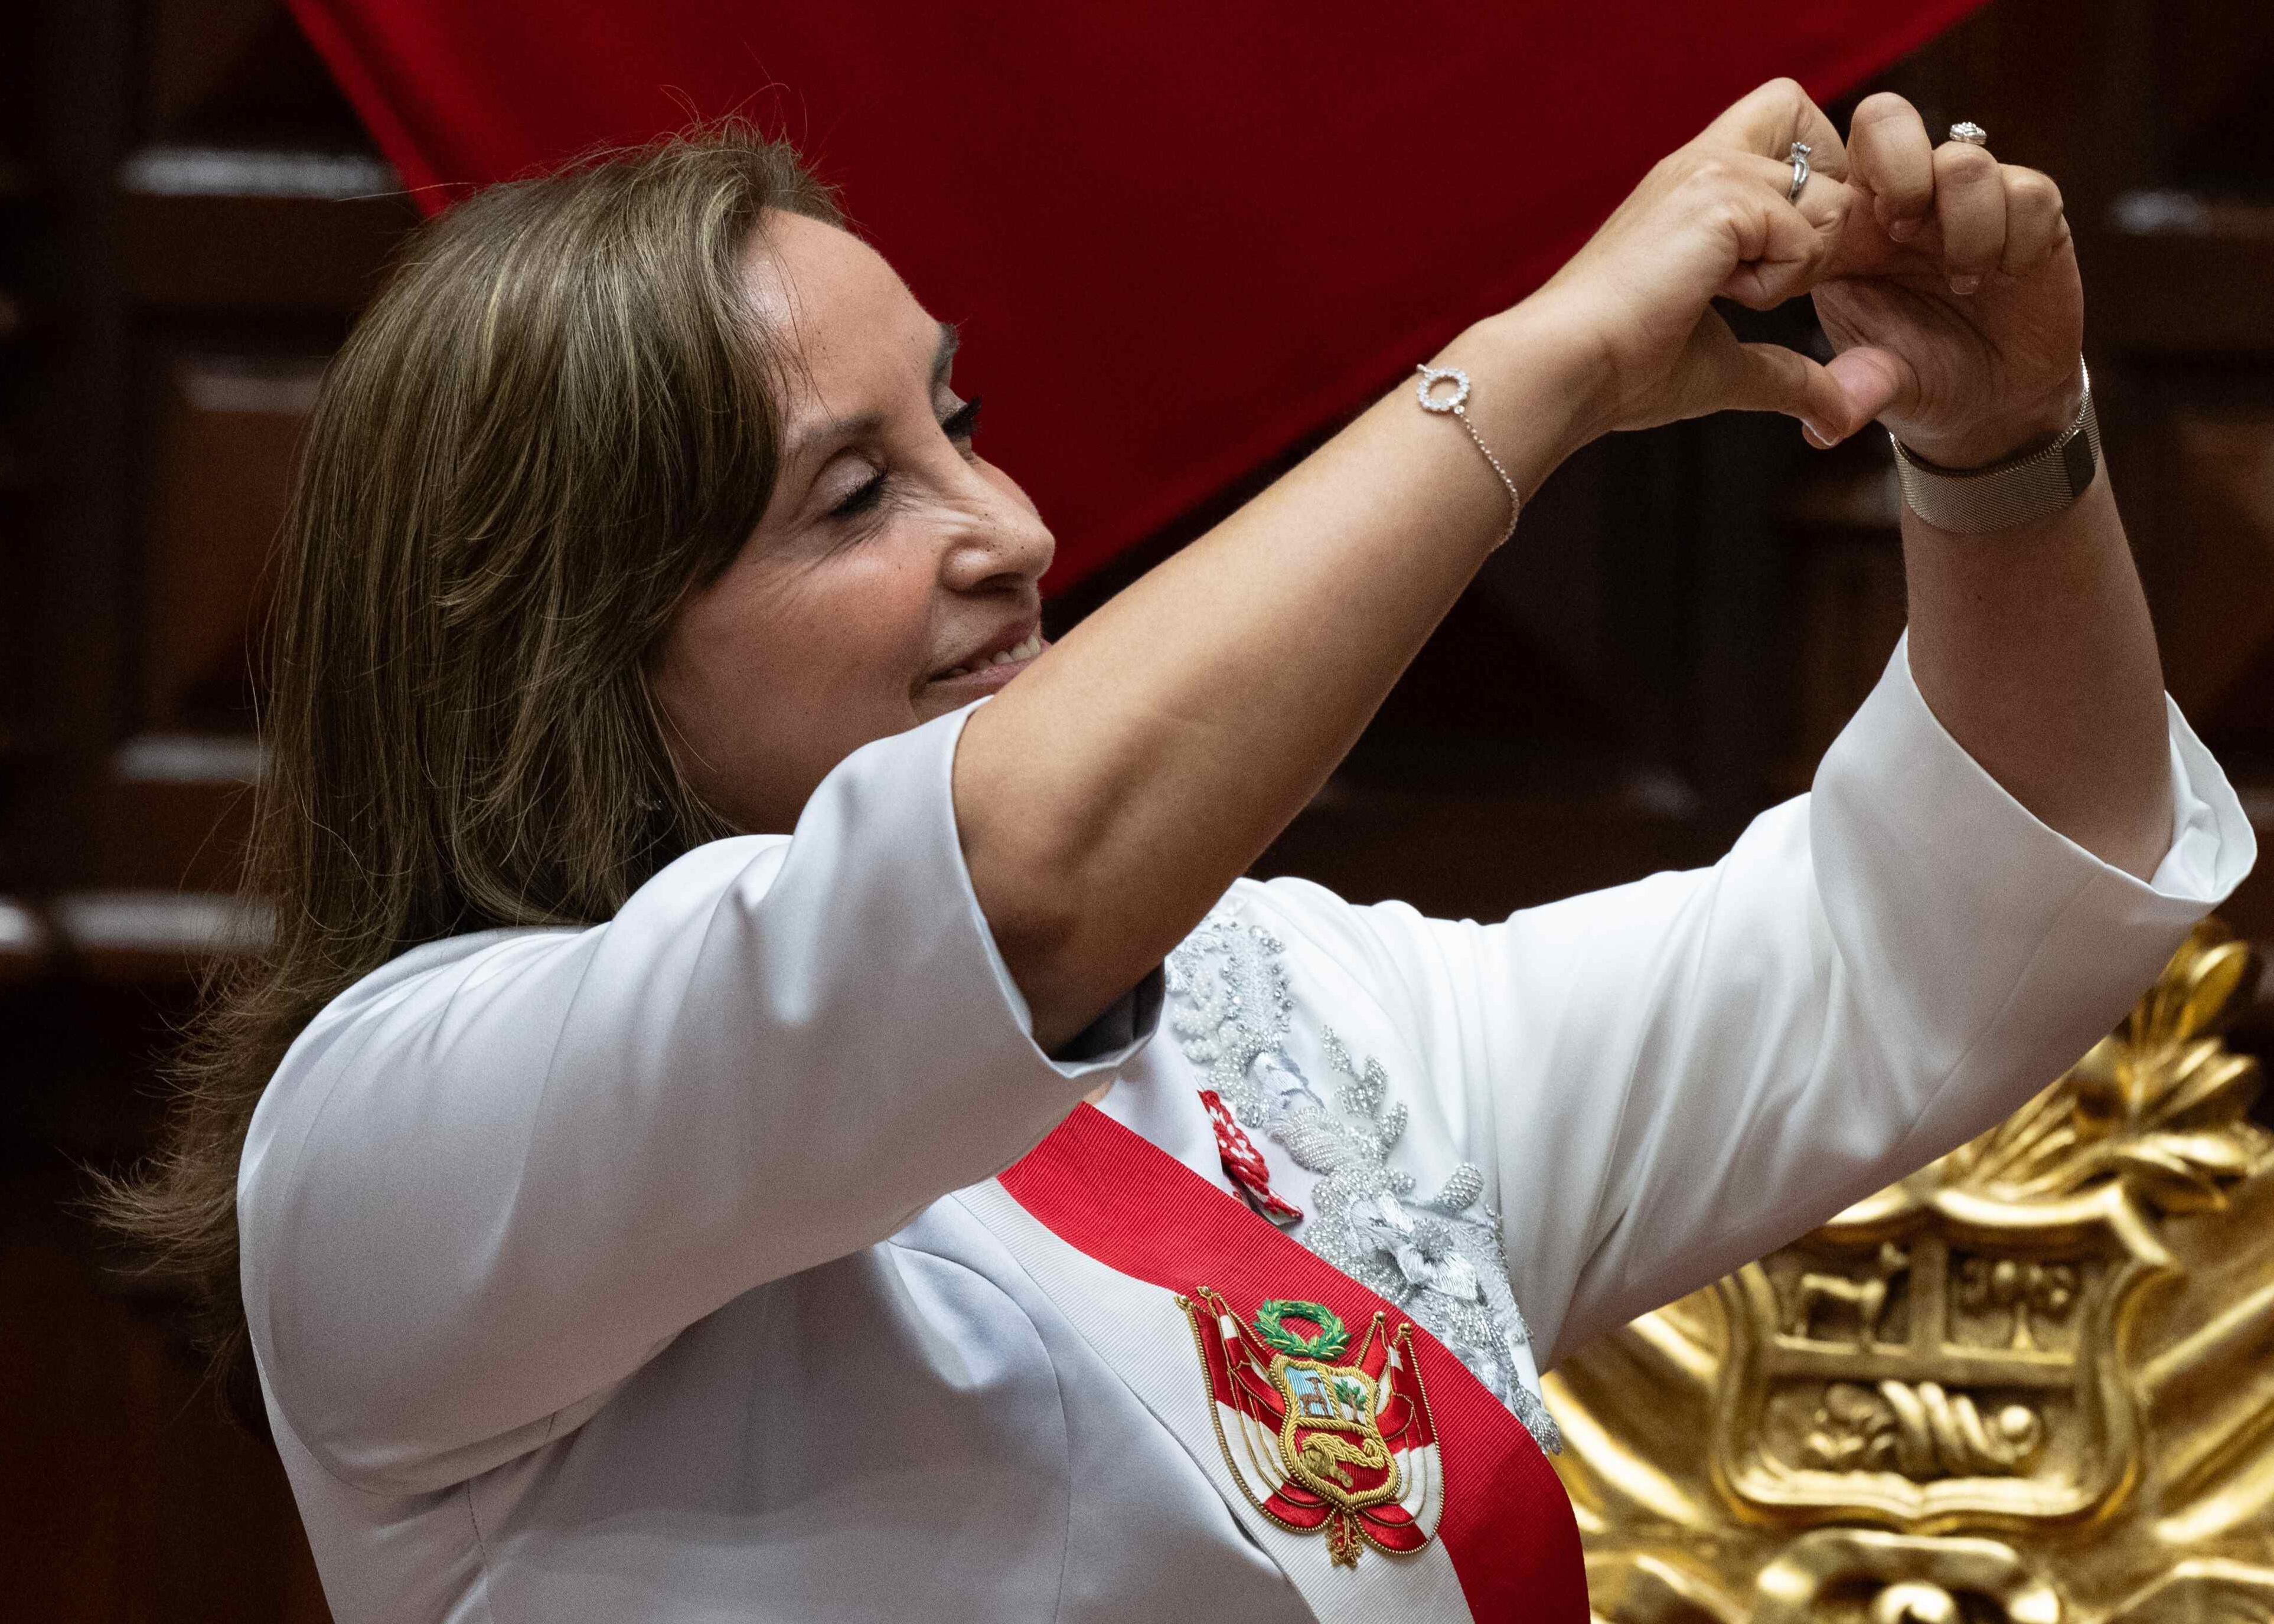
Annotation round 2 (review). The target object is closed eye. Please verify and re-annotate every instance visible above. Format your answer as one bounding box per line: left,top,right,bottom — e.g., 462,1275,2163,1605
824,396,985,522
828,468,886,519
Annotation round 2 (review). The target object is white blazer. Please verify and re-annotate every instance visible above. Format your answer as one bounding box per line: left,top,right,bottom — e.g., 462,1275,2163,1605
239,637,2251,1623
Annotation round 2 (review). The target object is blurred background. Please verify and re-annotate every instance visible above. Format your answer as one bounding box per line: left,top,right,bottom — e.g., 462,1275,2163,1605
2,1,2271,1618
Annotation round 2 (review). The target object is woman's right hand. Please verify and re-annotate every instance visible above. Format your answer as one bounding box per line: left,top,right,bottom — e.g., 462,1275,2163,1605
1514,78,1862,446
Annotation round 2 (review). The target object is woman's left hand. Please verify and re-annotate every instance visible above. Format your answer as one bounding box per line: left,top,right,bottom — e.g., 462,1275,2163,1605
1809,92,2084,469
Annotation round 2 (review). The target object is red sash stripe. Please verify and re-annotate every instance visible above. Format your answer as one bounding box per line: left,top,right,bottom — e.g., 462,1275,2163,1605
1000,1103,1589,1622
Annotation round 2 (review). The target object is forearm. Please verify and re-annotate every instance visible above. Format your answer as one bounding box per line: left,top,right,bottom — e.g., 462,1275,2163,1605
956,308,1598,1048
954,75,2165,1044
1901,462,2172,880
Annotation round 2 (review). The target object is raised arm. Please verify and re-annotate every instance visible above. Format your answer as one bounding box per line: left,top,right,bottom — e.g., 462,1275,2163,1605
959,84,2177,1050
961,81,1979,1050
1803,93,2169,878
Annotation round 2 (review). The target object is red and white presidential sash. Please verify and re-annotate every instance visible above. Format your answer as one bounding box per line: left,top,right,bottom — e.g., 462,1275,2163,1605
955,1103,1588,1624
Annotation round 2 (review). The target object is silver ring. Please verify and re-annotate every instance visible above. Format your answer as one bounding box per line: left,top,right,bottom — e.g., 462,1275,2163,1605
1948,121,1988,146
1787,140,1812,202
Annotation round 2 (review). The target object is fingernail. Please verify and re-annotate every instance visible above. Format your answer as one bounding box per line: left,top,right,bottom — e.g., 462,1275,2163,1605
1949,273,1981,296
1887,217,1921,242
1805,422,1840,449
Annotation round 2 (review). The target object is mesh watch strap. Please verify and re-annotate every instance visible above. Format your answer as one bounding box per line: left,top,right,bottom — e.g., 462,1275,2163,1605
1890,365,2100,535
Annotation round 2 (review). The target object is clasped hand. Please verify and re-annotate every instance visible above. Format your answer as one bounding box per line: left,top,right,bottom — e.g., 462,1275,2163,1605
1522,80,2086,471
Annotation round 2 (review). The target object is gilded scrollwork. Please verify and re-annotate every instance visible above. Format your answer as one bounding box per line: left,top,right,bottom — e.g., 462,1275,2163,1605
1550,922,2274,1623
1803,1380,2047,1479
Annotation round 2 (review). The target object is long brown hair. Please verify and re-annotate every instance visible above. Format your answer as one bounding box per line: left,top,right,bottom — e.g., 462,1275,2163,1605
99,123,841,1419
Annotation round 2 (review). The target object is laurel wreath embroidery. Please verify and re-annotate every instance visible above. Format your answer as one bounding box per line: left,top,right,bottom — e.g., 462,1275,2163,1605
1254,1298,1352,1360
1164,909,1565,1453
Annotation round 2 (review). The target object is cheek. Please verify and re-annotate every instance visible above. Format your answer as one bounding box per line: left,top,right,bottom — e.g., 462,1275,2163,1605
661,549,933,734
652,553,940,832
789,550,938,688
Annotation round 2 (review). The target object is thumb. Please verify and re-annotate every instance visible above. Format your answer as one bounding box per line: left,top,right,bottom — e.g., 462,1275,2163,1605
1820,345,1913,442
1720,339,1855,446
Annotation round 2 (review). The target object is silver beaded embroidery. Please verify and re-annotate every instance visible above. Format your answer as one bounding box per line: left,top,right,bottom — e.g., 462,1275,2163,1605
1164,910,1564,1455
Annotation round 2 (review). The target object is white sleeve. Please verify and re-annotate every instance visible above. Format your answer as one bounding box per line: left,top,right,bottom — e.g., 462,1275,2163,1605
1335,635,2253,1370
239,702,1157,1493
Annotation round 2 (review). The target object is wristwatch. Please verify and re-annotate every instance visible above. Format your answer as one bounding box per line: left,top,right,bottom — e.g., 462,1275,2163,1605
1890,362,2100,534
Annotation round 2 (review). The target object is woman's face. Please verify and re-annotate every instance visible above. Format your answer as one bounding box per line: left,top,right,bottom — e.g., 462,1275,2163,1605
651,210,1055,833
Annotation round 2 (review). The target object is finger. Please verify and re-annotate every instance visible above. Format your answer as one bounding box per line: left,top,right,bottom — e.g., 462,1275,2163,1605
1721,338,1921,449
1744,151,1852,236
1718,338,1854,444
1698,77,1848,177
1933,140,2006,295
1999,165,2069,276
1714,175,1839,309
1846,92,1934,243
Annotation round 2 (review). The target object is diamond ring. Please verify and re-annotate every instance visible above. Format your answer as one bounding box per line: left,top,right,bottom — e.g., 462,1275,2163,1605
1948,122,1989,146
1787,141,1812,203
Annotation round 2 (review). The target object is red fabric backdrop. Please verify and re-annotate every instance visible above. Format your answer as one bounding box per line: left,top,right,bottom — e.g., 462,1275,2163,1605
289,1,1981,590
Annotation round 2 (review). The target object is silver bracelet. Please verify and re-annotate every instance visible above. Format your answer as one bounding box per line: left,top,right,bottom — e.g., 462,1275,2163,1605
1890,361,2100,534
1415,365,1522,544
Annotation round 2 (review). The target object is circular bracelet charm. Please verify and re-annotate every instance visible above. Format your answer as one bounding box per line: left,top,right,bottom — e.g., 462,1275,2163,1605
1415,365,1471,414
1411,361,1523,545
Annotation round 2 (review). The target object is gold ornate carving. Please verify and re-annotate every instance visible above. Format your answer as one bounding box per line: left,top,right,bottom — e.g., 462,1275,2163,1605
1549,922,2274,1622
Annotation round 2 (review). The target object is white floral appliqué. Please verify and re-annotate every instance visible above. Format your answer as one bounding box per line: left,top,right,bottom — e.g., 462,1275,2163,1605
1165,910,1564,1454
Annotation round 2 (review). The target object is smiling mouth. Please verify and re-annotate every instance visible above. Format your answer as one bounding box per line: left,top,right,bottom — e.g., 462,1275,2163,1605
932,629,1045,681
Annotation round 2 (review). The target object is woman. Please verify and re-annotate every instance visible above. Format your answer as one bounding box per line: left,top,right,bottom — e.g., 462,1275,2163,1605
117,80,2248,1622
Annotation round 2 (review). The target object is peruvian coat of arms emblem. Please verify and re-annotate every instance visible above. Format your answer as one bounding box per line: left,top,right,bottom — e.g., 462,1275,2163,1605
1179,1286,1443,1568
1543,923,2274,1624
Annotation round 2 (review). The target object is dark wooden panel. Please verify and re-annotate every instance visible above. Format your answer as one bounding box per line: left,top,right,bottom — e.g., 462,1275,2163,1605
94,736,262,894
51,891,267,985
0,896,48,983
2138,401,2274,727
2,1184,329,1623
139,353,318,729
1258,786,1730,922
117,190,415,312
2084,219,2274,356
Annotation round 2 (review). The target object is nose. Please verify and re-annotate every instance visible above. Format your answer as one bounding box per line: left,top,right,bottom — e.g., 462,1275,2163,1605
937,462,1055,596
